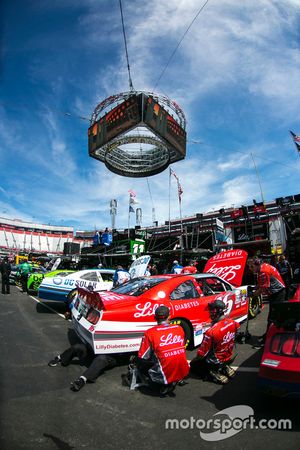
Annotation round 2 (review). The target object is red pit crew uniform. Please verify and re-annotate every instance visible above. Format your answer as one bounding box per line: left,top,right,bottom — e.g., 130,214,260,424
197,318,240,363
258,263,285,297
257,263,286,328
138,323,190,385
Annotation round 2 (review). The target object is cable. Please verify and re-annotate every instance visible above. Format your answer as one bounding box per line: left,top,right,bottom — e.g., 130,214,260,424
153,0,211,90
188,139,299,170
146,177,156,223
119,0,134,91
0,101,90,122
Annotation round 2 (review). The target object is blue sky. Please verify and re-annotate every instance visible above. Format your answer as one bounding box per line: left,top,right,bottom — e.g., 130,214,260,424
0,0,299,231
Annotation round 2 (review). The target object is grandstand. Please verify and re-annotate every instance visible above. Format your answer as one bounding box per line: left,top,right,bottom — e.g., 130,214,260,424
0,217,74,255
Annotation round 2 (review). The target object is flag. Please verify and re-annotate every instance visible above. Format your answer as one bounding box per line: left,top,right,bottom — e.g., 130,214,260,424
170,167,183,202
129,189,138,204
129,205,135,213
128,189,136,197
129,196,138,204
290,130,300,143
290,130,300,154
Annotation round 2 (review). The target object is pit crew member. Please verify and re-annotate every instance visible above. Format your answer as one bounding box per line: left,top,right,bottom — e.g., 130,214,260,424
171,260,183,274
18,260,32,293
190,300,240,384
136,305,190,395
247,257,286,340
181,260,198,274
48,344,130,392
0,257,11,294
113,265,130,287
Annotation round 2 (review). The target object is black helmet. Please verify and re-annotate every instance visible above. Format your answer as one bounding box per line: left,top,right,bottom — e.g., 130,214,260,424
155,305,170,320
208,300,226,320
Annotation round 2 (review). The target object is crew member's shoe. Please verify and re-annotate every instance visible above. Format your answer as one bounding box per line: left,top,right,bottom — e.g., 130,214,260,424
70,377,86,392
160,382,177,396
258,333,266,342
48,356,61,367
252,334,266,349
222,365,236,379
209,370,229,384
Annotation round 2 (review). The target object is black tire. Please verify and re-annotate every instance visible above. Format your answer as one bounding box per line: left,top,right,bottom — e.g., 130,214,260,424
170,318,193,349
67,289,78,302
248,295,262,319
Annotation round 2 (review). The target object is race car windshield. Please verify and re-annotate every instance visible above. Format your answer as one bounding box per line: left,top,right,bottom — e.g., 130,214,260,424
112,277,168,296
54,272,73,277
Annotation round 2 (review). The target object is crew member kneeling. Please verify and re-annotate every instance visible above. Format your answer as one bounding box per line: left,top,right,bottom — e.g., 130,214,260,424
190,300,240,384
137,305,190,395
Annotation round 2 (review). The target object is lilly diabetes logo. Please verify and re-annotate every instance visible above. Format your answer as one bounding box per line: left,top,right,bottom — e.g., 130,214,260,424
165,405,292,441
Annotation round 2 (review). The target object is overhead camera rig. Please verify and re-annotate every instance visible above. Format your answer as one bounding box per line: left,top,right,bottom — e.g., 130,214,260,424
88,91,187,177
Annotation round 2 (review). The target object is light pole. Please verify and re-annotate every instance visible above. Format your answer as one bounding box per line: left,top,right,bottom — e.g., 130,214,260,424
110,199,117,230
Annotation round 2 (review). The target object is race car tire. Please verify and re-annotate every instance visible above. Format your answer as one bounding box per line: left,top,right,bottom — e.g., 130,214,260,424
170,318,193,350
248,295,262,319
67,289,78,302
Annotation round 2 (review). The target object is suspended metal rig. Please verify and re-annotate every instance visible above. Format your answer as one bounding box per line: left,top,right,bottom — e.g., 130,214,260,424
88,91,187,177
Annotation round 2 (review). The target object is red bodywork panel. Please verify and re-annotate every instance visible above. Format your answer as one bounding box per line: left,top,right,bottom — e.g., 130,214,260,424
203,249,248,287
259,286,300,396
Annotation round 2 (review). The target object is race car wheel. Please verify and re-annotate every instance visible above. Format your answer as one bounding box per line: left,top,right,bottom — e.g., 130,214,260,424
67,289,78,304
170,319,193,350
248,295,262,319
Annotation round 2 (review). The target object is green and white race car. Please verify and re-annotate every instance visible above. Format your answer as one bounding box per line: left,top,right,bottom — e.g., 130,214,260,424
27,270,75,294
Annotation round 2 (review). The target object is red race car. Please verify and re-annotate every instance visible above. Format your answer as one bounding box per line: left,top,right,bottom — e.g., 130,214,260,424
258,284,300,398
71,250,251,354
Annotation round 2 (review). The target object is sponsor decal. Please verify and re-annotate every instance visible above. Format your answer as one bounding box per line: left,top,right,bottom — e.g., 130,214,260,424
95,342,139,351
160,333,184,347
195,324,203,336
209,250,244,260
53,277,63,285
206,263,242,283
234,289,247,308
134,301,162,318
174,300,200,311
64,278,75,286
100,293,124,301
221,331,235,344
129,255,151,279
75,280,97,289
164,348,185,357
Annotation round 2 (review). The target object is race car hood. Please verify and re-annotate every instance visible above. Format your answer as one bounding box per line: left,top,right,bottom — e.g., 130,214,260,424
203,249,248,287
77,287,137,311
